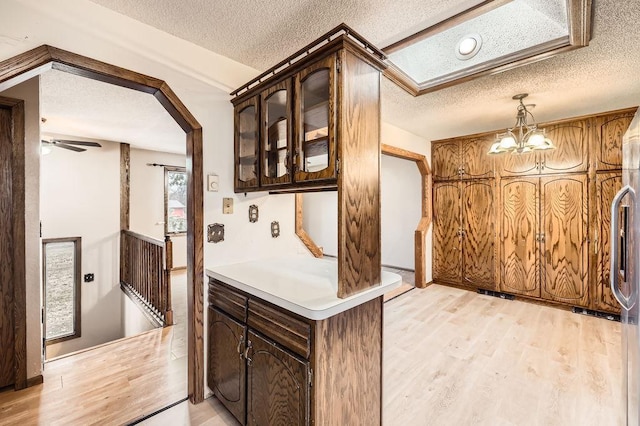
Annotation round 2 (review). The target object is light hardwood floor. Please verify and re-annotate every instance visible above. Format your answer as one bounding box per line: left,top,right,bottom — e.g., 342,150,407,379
0,283,623,425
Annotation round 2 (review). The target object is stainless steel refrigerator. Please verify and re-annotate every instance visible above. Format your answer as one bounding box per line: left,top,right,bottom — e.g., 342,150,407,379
612,109,640,425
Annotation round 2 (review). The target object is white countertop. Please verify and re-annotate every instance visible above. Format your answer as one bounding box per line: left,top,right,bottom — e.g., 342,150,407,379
206,256,402,320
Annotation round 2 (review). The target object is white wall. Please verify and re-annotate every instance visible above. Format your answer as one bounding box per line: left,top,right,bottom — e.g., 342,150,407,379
381,155,421,269
303,123,432,276
0,77,42,380
0,0,307,383
41,139,122,358
130,148,187,268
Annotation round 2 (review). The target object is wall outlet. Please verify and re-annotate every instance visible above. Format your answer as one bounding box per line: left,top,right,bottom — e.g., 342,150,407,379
223,197,233,214
207,174,219,192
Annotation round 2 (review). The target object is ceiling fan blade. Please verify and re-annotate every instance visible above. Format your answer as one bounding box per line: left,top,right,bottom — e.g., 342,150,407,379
54,143,86,152
52,139,102,147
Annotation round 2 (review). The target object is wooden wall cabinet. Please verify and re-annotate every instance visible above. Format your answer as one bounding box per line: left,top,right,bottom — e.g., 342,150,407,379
433,107,637,312
593,111,636,170
433,180,496,290
499,120,589,176
432,136,494,181
232,35,383,193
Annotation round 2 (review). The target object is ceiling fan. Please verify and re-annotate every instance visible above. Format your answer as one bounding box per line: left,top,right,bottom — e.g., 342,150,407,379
41,139,102,153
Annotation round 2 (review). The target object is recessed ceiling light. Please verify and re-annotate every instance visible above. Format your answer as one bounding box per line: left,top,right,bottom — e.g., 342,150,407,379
456,34,482,60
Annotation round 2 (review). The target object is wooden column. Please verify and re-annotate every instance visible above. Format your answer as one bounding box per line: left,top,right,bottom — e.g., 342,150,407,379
336,48,382,299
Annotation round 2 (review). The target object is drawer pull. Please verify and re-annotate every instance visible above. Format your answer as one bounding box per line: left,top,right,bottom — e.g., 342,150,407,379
236,335,245,358
244,340,253,366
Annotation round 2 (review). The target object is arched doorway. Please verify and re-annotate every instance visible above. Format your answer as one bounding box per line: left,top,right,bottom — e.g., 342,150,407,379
0,45,205,403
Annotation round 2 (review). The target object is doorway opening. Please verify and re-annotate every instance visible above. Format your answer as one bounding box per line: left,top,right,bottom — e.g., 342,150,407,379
0,45,205,403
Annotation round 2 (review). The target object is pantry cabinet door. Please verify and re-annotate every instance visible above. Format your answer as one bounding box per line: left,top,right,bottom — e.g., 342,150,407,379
541,120,589,174
462,180,496,289
433,182,462,284
500,178,540,297
540,175,589,306
594,173,623,313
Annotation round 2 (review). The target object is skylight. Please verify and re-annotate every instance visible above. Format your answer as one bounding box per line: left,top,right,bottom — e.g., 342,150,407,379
383,0,590,96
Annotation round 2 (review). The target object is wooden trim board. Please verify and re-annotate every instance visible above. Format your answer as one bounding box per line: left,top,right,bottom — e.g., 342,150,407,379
0,45,204,402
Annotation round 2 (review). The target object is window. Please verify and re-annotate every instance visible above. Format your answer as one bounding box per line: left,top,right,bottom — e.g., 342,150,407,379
165,167,188,235
42,237,81,344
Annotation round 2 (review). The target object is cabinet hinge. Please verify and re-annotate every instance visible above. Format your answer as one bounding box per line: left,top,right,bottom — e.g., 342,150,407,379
336,57,342,73
336,158,341,175
309,368,313,387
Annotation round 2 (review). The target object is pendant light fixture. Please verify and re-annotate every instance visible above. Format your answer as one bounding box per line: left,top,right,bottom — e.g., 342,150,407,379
488,93,555,155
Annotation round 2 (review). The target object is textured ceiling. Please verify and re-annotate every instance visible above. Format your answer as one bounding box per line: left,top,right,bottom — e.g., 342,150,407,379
74,0,640,144
40,70,186,154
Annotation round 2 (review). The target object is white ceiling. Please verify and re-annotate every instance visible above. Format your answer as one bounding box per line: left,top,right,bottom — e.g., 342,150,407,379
45,0,640,147
40,70,185,154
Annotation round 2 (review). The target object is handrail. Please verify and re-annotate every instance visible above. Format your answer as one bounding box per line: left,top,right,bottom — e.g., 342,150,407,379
120,230,173,326
230,23,386,98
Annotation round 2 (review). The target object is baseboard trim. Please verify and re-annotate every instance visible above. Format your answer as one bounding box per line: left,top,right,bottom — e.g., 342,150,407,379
171,266,187,271
25,375,43,388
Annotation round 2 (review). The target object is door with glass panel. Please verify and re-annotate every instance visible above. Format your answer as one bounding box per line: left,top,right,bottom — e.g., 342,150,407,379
294,55,337,183
260,80,292,187
42,237,81,351
234,96,260,191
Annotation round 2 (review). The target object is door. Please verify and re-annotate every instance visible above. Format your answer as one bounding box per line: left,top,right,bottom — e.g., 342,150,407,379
594,172,623,312
294,55,336,183
540,175,589,306
234,96,260,191
594,110,636,171
460,137,494,179
246,330,309,426
498,151,538,177
431,141,460,181
462,180,495,289
433,182,462,284
541,119,589,173
500,177,540,297
209,308,247,424
0,104,15,389
260,80,292,187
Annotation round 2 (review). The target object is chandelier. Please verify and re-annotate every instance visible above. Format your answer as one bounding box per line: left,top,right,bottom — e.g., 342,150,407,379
487,93,555,155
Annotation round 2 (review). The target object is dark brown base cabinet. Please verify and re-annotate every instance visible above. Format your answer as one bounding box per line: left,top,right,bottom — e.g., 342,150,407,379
207,278,383,425
431,107,638,314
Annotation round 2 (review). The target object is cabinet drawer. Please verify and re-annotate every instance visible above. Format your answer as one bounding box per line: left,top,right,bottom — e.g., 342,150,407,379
247,300,311,359
208,279,247,322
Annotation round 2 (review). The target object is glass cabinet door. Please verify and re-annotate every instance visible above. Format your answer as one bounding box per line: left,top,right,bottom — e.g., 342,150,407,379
261,80,292,186
234,96,259,191
295,55,336,182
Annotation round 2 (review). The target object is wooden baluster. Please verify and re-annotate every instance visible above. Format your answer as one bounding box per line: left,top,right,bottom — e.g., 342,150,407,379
164,236,173,326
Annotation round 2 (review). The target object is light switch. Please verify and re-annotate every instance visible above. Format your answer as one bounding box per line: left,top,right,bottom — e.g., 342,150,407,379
223,197,233,214
207,174,219,192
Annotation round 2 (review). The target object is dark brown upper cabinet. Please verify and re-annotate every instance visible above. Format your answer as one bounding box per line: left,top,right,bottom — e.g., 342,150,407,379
230,26,386,193
431,136,494,181
294,55,337,183
234,96,260,191
260,80,293,187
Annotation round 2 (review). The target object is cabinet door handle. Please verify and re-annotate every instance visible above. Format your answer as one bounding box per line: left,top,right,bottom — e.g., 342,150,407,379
243,340,253,366
236,335,245,358
284,151,290,174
